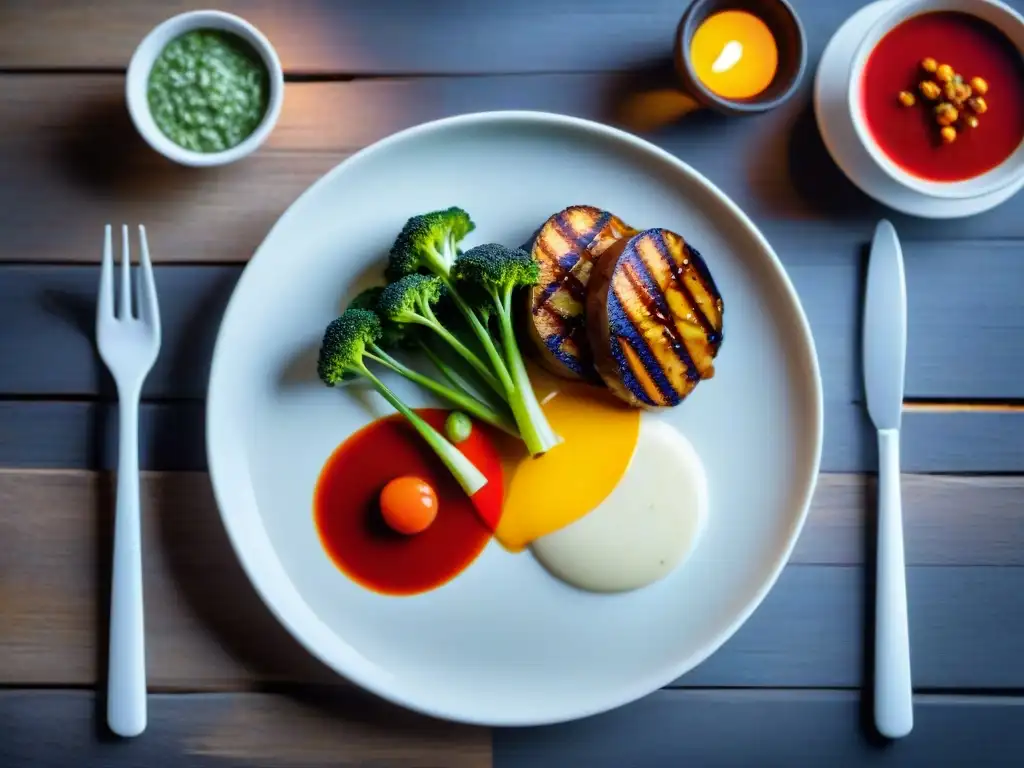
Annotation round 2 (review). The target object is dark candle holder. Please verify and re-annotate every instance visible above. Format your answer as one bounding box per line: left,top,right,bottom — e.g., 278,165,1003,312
674,0,808,115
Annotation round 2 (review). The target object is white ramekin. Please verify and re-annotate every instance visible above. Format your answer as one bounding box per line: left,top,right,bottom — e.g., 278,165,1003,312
125,10,284,167
847,0,1024,200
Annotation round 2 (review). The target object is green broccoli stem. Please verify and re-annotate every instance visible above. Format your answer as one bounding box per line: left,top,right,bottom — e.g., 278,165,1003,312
416,339,511,419
494,286,562,456
406,311,505,398
417,339,465,391
365,347,518,437
357,364,488,496
443,280,515,394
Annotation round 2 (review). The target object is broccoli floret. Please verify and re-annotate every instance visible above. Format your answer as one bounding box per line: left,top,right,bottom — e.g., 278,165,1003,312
377,274,445,328
317,308,488,496
386,207,475,281
346,286,411,349
452,243,560,456
317,308,382,386
453,243,539,313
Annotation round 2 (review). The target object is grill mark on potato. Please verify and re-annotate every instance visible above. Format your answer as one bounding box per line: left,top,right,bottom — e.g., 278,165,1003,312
611,335,664,407
651,229,718,343
619,254,699,388
608,279,678,406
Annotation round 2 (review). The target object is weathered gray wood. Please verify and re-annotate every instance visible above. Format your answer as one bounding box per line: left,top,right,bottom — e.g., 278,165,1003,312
0,402,206,471
5,74,1024,272
0,266,240,399
793,474,1024,567
676,566,1024,689
904,241,1024,400
0,690,490,768
1,469,1022,690
4,688,1024,768
0,0,866,75
4,247,1023,403
3,399,1021,473
495,689,1024,767
2,260,1023,471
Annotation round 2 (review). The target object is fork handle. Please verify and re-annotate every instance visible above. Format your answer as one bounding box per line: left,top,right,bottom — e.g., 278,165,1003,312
107,386,147,737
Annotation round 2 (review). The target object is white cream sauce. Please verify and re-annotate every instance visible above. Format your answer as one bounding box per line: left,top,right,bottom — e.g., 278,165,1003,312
530,418,708,593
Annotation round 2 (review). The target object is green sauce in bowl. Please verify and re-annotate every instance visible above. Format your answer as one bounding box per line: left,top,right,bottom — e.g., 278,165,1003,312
147,29,270,153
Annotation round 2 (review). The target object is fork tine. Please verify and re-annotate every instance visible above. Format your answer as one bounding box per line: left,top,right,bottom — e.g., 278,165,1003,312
136,225,160,332
98,224,114,326
119,224,132,320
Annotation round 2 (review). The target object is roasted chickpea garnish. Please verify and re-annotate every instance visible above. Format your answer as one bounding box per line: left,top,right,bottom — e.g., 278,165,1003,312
919,80,942,100
944,78,972,104
935,102,959,126
899,59,990,145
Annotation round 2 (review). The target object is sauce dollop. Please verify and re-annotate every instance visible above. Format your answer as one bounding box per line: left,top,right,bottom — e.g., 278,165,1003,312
531,418,708,593
314,409,503,596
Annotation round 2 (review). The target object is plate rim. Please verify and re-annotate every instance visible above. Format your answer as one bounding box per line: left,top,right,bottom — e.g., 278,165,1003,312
205,109,825,726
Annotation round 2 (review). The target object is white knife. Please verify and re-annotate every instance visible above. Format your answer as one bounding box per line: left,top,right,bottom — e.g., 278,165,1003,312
862,219,913,739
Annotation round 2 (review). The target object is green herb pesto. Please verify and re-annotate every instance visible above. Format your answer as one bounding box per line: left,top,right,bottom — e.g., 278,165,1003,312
147,29,269,153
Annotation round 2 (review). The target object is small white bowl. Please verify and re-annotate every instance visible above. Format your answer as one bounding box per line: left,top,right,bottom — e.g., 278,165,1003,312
126,10,284,167
848,0,1024,200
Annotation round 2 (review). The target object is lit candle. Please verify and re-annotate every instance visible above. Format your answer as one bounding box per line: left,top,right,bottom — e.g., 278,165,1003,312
689,10,779,100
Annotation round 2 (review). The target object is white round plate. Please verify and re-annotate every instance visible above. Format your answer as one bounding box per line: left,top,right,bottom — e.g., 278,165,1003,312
815,0,1024,219
206,111,824,726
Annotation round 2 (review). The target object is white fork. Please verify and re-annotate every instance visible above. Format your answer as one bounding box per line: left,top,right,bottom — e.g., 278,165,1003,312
96,224,161,738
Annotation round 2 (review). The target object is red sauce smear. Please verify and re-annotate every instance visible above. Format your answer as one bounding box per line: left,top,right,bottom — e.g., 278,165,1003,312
313,409,504,596
861,11,1024,181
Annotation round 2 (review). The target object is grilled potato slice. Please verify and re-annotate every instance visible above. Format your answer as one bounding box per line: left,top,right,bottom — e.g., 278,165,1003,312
586,228,724,408
524,205,635,380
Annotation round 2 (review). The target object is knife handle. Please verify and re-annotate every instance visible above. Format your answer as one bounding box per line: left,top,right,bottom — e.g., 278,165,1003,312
874,427,913,739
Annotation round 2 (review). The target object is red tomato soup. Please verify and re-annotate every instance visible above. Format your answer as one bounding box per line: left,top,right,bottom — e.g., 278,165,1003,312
313,409,504,597
861,11,1024,181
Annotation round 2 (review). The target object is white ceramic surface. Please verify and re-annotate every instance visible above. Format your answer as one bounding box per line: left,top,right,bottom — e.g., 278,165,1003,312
816,0,1024,218
848,0,1024,200
125,10,284,167
205,111,824,726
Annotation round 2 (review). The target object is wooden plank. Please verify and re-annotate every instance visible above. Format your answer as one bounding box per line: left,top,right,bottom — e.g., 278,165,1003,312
1,470,1023,690
3,251,1022,403
0,266,240,399
904,241,1024,400
792,474,1024,567
0,0,858,75
0,402,206,471
823,404,1024,473
7,238,1024,403
6,75,1024,271
3,399,1022,473
0,690,490,768
494,689,1024,768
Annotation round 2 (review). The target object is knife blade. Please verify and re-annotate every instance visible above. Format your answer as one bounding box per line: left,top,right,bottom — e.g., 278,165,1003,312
863,219,913,740
863,219,907,430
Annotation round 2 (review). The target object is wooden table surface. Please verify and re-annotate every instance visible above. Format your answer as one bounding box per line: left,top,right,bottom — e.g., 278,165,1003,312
2,0,1024,765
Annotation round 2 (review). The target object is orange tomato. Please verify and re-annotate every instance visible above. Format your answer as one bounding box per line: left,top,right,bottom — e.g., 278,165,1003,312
380,476,439,535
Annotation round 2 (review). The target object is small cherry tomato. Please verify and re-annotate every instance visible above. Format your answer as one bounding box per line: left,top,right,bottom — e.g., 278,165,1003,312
379,476,439,535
